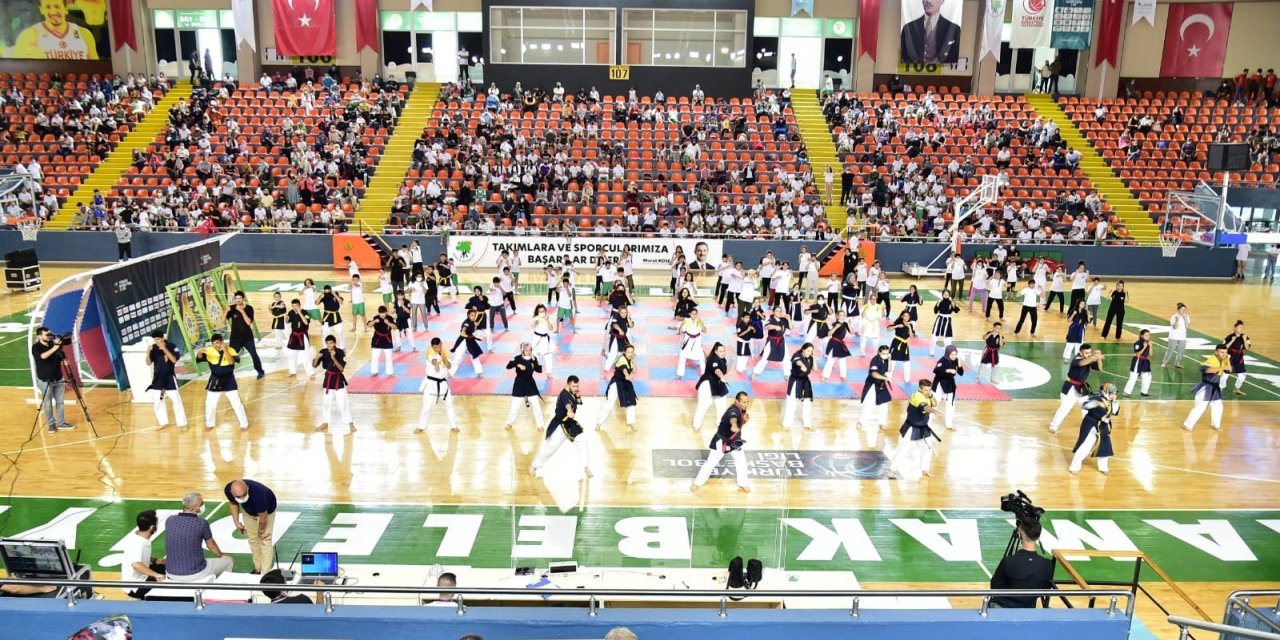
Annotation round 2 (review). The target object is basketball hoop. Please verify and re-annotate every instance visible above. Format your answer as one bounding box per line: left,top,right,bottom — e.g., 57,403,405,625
17,217,40,242
1159,236,1181,258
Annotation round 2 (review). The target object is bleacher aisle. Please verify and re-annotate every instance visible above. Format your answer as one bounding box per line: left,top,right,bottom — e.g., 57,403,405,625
356,82,440,231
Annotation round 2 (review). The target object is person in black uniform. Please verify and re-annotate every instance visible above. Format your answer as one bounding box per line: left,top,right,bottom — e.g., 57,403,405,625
268,292,287,349
990,519,1055,608
465,285,492,350
1049,345,1105,433
1123,330,1152,397
529,376,590,478
598,344,639,431
901,285,922,326
1068,382,1120,474
450,308,485,377
931,345,964,431
196,333,248,430
226,291,264,379
887,310,915,383
367,305,396,376
751,306,790,378
804,297,830,352
673,288,696,325
840,273,860,315
978,322,1004,384
1183,343,1230,431
821,309,853,380
1222,320,1252,396
887,379,939,479
930,289,957,357
319,285,345,348
312,335,353,432
1100,280,1128,339
734,306,759,374
436,255,456,302
146,329,186,428
602,305,634,372
504,342,544,430
690,391,751,493
692,342,730,430
857,345,893,440
783,343,816,431
394,291,415,352
285,299,312,376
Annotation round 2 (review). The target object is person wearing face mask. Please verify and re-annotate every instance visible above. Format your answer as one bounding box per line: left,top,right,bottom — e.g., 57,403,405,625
224,479,278,574
164,492,234,582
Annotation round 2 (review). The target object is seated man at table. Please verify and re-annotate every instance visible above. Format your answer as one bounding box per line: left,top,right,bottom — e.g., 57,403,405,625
164,492,233,582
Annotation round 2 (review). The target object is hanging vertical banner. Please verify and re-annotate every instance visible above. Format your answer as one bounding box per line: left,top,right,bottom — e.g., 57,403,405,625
1132,0,1156,25
1051,0,1094,48
791,0,815,16
981,0,1006,62
1012,0,1056,48
271,0,336,56
1094,0,1123,67
858,0,880,60
411,0,433,11
108,0,136,51
231,0,256,51
1159,2,1232,78
900,0,963,64
355,0,379,53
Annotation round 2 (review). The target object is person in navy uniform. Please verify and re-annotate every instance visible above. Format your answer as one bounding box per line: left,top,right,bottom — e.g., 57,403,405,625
285,299,312,377
529,376,591,478
1122,330,1152,397
978,322,1004,384
930,290,957,357
1222,320,1252,396
196,333,248,430
394,291,415,352
931,345,964,431
1068,382,1121,475
1183,344,1230,431
887,379,939,479
857,345,893,440
821,309,853,380
602,305,634,372
318,285,345,348
146,329,186,428
751,306,790,378
450,308,485,377
504,342,544,430
734,307,759,374
598,344,639,431
313,335,352,432
784,343,816,431
367,305,396,376
1049,344,1105,433
268,292,287,348
690,392,752,493
692,342,730,431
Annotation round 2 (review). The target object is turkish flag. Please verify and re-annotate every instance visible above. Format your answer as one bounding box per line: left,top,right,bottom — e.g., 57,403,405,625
1159,3,1233,78
272,0,336,57
1093,0,1122,69
858,0,880,61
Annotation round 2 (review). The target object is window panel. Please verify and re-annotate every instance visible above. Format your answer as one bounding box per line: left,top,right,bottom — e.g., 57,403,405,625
417,11,455,31
585,29,615,64
382,31,412,66
715,31,747,67
650,31,715,67
623,10,653,29
522,8,579,30
490,8,523,29
655,10,715,31
584,9,613,30
520,35,585,65
381,11,409,31
489,28,522,63
717,11,748,32
489,8,614,65
754,16,779,36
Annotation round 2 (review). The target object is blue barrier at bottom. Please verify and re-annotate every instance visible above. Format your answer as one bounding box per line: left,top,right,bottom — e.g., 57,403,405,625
0,599,1132,640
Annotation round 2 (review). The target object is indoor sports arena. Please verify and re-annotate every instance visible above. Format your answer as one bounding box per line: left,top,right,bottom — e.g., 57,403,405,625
0,0,1277,639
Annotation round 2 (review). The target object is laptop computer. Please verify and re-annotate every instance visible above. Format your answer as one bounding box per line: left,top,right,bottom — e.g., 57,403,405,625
299,552,340,584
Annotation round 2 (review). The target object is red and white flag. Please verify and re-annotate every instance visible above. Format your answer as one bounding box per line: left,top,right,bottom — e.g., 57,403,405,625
1093,0,1123,68
1159,3,1232,78
272,0,336,57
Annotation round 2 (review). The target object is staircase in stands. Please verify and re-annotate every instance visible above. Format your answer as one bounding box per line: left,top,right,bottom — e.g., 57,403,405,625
46,82,194,230
790,91,845,231
354,82,439,233
1024,93,1161,244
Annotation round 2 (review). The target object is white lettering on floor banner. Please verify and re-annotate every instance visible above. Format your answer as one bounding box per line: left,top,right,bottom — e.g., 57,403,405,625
614,516,692,560
1144,519,1258,562
783,518,883,561
448,236,723,271
423,513,485,557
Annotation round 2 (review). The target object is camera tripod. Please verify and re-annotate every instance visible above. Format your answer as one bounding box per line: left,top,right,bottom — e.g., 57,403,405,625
31,348,99,441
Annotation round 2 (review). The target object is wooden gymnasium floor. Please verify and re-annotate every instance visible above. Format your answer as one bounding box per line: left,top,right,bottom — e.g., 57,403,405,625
1,264,1278,637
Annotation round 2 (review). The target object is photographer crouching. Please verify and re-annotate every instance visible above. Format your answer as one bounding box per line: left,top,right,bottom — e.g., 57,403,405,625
32,326,73,433
990,518,1055,608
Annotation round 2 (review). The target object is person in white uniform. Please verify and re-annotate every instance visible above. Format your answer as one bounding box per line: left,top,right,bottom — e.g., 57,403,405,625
676,309,707,378
416,337,459,432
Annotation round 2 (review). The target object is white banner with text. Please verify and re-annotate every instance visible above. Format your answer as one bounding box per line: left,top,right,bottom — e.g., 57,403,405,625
447,236,724,271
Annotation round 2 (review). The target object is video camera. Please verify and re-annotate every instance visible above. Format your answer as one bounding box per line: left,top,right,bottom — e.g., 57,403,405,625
1000,490,1044,523
53,332,73,344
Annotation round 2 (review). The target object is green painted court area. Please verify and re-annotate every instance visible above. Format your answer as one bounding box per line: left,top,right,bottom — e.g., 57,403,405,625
1,497,1277,583
2,280,1277,402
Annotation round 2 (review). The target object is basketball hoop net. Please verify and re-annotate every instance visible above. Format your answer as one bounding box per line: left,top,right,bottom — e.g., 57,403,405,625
17,217,40,242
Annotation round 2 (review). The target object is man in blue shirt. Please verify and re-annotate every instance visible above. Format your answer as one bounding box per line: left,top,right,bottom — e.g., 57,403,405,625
164,492,233,582
225,479,278,574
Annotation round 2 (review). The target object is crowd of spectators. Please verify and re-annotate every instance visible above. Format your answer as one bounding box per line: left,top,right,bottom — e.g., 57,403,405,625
65,72,404,233
823,89,1124,244
386,81,835,240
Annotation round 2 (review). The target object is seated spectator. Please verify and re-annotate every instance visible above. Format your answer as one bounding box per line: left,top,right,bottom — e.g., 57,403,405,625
260,569,322,604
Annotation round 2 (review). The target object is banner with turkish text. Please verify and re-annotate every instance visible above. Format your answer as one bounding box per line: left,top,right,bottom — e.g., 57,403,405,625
1159,2,1232,78
1050,0,1093,49
448,236,724,272
899,0,964,64
1093,0,1123,67
271,0,335,57
1011,0,1056,49
858,0,880,60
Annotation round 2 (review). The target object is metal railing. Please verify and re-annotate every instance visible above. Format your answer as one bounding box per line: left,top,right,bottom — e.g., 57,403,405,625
0,577,1136,620
1168,616,1280,640
1225,591,1280,636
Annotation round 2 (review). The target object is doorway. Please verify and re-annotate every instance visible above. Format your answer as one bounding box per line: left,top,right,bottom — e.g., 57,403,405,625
779,36,822,89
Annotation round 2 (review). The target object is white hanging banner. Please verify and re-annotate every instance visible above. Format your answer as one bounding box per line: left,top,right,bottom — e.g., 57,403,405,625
1132,0,1156,25
231,0,257,51
411,0,433,11
1011,0,1056,48
982,0,1006,61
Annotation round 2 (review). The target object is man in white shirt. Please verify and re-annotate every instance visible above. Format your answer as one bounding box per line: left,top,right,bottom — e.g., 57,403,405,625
1162,303,1190,368
123,510,166,599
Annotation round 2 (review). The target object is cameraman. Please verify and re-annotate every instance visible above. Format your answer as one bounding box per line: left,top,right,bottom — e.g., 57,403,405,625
32,326,72,433
990,518,1054,608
